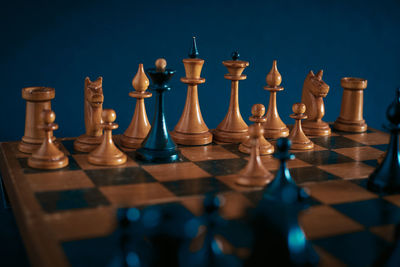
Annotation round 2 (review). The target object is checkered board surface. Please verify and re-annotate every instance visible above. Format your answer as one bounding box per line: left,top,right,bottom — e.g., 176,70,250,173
0,127,399,267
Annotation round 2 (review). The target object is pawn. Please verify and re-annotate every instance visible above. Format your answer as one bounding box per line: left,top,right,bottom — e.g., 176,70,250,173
288,103,314,150
88,109,127,166
239,104,274,155
236,124,274,187
28,110,69,169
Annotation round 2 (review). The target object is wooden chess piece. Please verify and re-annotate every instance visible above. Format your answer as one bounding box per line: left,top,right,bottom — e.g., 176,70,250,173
236,124,274,187
120,64,152,148
263,60,289,139
136,58,181,163
367,88,400,193
213,51,249,144
28,110,69,169
333,77,368,132
19,87,56,153
301,70,331,136
171,37,212,145
88,109,127,166
74,77,104,152
288,103,314,150
239,104,274,155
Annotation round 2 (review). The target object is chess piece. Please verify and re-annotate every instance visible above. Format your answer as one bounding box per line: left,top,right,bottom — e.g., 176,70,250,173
367,88,400,193
288,103,314,150
19,87,56,153
301,70,331,136
28,110,69,169
239,104,274,155
74,77,104,152
136,58,181,163
263,138,309,202
263,60,289,139
88,109,127,166
120,64,152,148
171,37,212,145
236,124,274,187
333,77,368,132
374,224,400,267
213,51,249,144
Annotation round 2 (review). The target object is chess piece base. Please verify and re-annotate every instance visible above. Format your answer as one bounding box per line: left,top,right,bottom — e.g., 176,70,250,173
74,135,103,152
263,127,289,139
213,128,248,144
239,140,274,155
302,121,331,136
120,134,145,149
236,174,272,187
88,153,127,166
333,118,367,133
28,155,69,170
291,140,314,150
135,147,181,163
170,130,212,146
19,136,56,154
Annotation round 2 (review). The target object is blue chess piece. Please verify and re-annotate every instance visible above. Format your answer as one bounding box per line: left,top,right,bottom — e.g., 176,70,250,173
136,58,181,163
368,88,400,193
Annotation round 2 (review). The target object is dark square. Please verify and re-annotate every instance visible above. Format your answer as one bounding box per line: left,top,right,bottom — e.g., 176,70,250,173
290,166,339,184
18,156,81,174
311,136,365,149
332,127,373,136
313,231,389,267
161,177,231,197
220,144,247,158
332,198,400,227
294,150,355,166
363,159,379,168
85,167,156,186
35,188,110,213
194,158,248,176
350,178,368,189
372,144,388,152
61,140,85,154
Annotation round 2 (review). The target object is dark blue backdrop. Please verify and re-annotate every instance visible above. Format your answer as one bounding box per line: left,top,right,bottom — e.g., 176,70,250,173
1,0,400,141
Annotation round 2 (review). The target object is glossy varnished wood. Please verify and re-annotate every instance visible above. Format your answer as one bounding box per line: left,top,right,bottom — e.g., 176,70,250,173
288,103,314,150
333,77,368,133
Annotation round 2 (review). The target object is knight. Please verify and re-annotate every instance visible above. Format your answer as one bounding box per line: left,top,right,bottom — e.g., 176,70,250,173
301,70,331,136
74,77,104,152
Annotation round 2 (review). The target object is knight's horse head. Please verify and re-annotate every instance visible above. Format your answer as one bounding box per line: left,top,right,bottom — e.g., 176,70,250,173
303,70,329,97
85,77,104,108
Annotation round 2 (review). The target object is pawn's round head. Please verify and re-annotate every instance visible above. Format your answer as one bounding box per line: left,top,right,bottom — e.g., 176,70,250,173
292,103,306,114
276,138,292,152
155,58,167,72
42,110,55,124
251,104,265,117
248,124,264,139
102,109,116,123
231,51,240,60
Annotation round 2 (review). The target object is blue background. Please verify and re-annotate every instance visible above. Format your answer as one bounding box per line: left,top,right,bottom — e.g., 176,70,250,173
0,1,400,265
1,0,400,142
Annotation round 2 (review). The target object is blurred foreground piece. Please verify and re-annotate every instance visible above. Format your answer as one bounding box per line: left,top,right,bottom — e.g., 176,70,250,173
171,37,212,145
236,124,273,187
74,77,104,152
374,224,400,267
136,58,181,163
288,103,314,150
334,77,368,132
263,60,289,139
19,87,56,153
28,110,68,169
121,64,152,148
367,88,400,193
239,104,274,155
88,109,127,166
213,51,249,144
301,70,331,136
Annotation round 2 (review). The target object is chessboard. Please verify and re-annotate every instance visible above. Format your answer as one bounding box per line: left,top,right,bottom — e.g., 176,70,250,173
0,126,398,267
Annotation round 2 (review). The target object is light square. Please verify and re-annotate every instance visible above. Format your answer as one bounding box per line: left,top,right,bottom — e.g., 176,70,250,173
142,162,211,182
180,145,239,161
72,153,138,170
318,162,375,180
333,146,384,161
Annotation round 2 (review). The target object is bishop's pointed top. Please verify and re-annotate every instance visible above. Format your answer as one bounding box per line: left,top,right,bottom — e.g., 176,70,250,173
188,37,199,58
